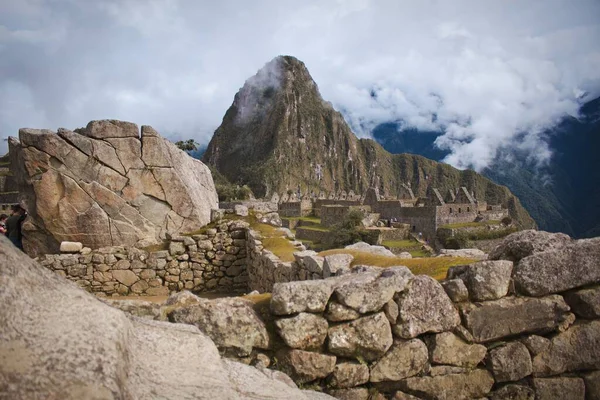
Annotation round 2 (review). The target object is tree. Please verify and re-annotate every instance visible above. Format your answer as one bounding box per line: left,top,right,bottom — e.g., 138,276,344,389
175,139,199,152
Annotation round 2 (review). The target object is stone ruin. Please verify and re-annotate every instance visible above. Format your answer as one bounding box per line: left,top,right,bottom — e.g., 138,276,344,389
9,228,600,399
8,120,218,256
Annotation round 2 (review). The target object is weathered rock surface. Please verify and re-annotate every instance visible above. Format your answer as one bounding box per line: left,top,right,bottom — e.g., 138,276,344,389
271,279,334,315
582,371,600,400
396,369,494,400
392,391,423,400
328,312,393,361
345,241,396,257
369,339,428,382
519,335,551,356
486,342,532,382
328,362,370,389
532,377,585,400
328,388,371,400
275,313,328,350
0,236,332,399
103,298,164,320
459,295,571,343
323,253,354,277
169,297,269,356
394,276,460,338
447,260,513,301
531,320,600,376
278,349,336,383
441,279,469,303
563,285,600,319
438,248,487,260
326,301,361,322
335,267,413,313
59,241,83,253
513,237,600,296
489,230,572,262
425,332,487,368
9,121,218,256
489,384,534,400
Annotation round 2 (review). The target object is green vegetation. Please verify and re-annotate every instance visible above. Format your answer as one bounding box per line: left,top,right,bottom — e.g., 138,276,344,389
321,210,379,250
381,238,430,258
209,166,254,202
441,226,518,249
174,139,200,152
319,248,475,280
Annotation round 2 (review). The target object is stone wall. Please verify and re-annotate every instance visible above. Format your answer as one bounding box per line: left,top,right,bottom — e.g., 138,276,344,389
164,231,600,400
37,220,250,296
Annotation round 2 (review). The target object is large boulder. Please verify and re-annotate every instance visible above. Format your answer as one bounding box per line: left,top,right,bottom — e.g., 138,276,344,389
9,121,218,256
395,369,494,400
513,237,600,296
425,332,487,368
277,349,337,384
271,279,335,315
459,295,571,343
275,313,328,350
489,230,572,262
334,267,413,314
446,260,513,301
168,297,270,356
531,320,600,376
327,312,393,361
0,236,332,399
394,276,461,338
369,339,428,382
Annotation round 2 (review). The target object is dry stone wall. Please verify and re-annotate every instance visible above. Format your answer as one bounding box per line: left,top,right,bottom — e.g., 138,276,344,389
37,220,250,296
158,230,600,400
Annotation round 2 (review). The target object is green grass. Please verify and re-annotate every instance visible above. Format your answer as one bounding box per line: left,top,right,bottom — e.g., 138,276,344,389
298,224,330,232
318,248,475,280
440,220,501,229
381,239,419,248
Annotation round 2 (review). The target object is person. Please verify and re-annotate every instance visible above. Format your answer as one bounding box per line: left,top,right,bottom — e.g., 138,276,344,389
0,213,7,235
5,204,26,250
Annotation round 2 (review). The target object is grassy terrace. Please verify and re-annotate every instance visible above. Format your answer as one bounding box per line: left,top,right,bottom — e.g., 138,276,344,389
381,238,430,258
319,249,474,280
439,220,501,229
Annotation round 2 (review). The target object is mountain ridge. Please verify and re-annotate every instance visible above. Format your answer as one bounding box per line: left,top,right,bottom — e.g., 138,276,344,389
203,56,536,229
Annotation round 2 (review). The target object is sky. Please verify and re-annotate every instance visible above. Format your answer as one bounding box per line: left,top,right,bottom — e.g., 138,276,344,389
1,0,599,171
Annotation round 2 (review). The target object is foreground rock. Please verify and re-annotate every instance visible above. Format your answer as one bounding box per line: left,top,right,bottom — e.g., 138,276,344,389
489,230,572,262
486,342,532,382
328,312,393,361
395,369,494,400
459,295,571,343
513,238,600,296
447,260,513,301
425,332,487,368
394,276,460,338
0,236,332,399
271,279,335,315
369,339,428,382
531,320,600,376
564,285,600,318
9,121,218,256
532,377,585,400
275,313,328,350
278,349,336,383
169,297,269,356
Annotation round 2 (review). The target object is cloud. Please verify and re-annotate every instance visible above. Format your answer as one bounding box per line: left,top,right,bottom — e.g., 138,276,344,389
0,0,599,171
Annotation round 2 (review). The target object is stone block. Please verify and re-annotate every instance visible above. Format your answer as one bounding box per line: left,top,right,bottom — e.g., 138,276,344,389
487,342,532,382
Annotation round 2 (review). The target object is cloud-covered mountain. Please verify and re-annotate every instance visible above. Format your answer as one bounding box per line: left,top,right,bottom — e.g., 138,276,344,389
372,96,600,238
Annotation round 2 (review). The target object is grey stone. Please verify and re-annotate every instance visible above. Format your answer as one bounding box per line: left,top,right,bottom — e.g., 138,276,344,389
111,269,139,286
532,377,585,400
60,241,83,253
325,301,361,322
392,391,423,400
582,371,600,400
345,241,396,257
323,254,354,277
369,339,428,382
563,285,600,319
513,237,600,296
487,342,532,382
394,276,460,339
335,267,413,314
169,297,269,356
275,313,328,350
396,369,494,400
278,349,336,384
328,388,370,400
271,279,335,315
0,236,333,400
489,384,534,400
441,279,469,302
532,320,600,376
328,362,369,389
489,230,572,263
234,204,249,216
519,335,550,356
328,312,393,362
459,295,571,343
169,241,186,256
383,299,399,324
438,248,487,260
447,260,513,301
425,332,487,368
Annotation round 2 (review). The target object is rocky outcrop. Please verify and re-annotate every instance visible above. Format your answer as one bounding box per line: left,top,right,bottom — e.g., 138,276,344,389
9,120,218,256
0,235,332,399
489,230,572,262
